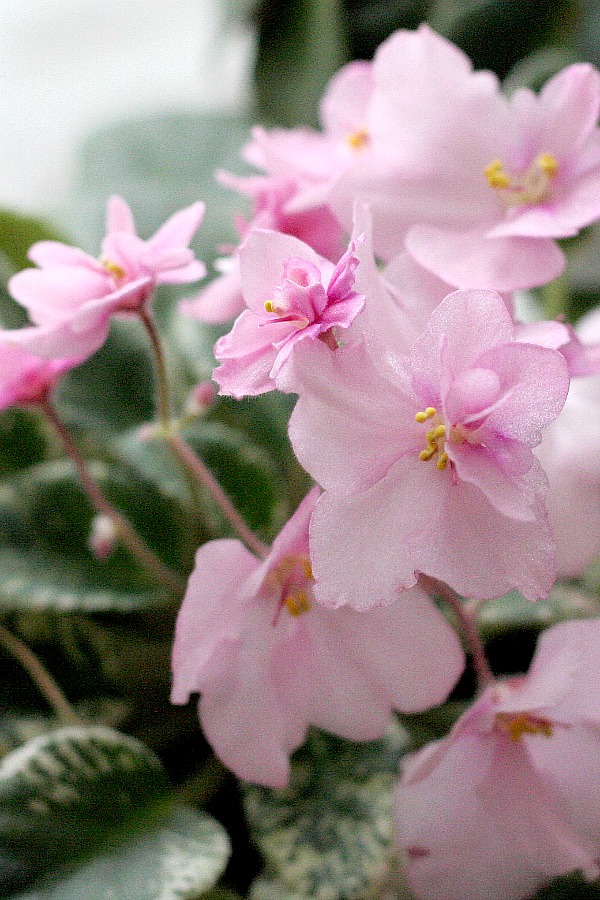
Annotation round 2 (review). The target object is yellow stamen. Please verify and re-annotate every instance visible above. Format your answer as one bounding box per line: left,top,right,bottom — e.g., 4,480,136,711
101,258,127,280
426,424,446,443
538,152,558,176
415,407,437,423
419,446,436,462
436,451,448,471
264,300,275,313
302,558,313,580
495,712,554,742
285,591,311,617
484,152,558,206
346,128,370,152
484,159,511,189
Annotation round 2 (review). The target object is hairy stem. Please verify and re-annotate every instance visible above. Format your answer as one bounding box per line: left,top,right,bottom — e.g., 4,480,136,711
138,307,172,431
0,624,80,724
40,398,185,597
419,574,494,690
137,306,269,559
168,431,270,559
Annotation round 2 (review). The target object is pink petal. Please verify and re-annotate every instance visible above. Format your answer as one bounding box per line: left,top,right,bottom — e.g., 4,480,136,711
171,539,258,704
147,201,205,252
474,342,570,443
309,458,441,610
406,226,565,291
238,229,323,315
412,474,556,601
289,339,416,493
410,289,514,402
106,195,136,234
9,266,113,325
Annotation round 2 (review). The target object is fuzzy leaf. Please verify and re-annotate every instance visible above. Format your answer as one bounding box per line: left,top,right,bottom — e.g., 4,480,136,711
244,725,408,900
0,726,229,898
0,459,186,612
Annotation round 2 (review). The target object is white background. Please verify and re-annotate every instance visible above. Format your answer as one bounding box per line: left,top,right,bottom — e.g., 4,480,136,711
0,0,255,215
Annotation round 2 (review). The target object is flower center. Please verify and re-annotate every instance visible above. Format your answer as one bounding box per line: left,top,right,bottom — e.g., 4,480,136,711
495,711,554,741
100,257,127,280
346,128,370,152
269,554,313,619
415,407,448,471
484,152,558,207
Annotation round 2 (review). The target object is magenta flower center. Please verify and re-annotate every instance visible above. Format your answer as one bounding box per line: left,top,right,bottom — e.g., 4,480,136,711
484,152,558,207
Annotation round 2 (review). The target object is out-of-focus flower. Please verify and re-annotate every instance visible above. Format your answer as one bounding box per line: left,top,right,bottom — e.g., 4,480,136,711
8,196,206,359
395,617,600,900
171,488,464,787
330,26,600,292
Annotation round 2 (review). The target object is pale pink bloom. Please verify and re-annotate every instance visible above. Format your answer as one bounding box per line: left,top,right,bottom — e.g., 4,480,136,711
330,25,600,291
212,227,366,398
242,60,375,218
0,329,83,410
171,488,465,788
289,289,570,606
8,196,206,358
395,617,600,900
536,307,600,577
179,177,346,325
180,61,373,326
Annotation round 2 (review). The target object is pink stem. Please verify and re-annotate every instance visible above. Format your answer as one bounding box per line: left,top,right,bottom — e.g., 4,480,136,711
168,432,269,559
40,398,185,597
419,574,494,690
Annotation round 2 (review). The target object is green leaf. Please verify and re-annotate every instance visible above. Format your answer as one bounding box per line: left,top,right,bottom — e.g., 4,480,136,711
0,410,49,477
532,872,600,898
243,725,409,900
55,320,156,434
0,459,186,612
477,586,600,643
71,112,254,272
254,0,349,127
0,210,67,276
0,726,230,898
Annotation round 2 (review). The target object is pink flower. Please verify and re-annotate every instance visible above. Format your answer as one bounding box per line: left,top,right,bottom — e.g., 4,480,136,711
288,289,570,606
171,488,465,787
181,59,375,327
0,329,83,410
535,307,600,577
212,227,366,398
330,26,600,291
8,196,206,359
395,617,600,900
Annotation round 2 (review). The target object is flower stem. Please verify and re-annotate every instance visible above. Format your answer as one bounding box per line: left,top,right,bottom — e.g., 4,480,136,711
137,305,269,559
40,398,185,597
419,574,494,690
168,431,269,559
138,307,172,431
0,623,80,724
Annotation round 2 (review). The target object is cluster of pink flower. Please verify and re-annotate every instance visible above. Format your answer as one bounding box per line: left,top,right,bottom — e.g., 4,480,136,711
5,23,600,900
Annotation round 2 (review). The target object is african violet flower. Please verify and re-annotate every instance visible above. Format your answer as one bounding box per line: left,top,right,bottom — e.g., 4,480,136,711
0,330,83,410
8,196,206,359
181,59,375,326
536,307,600,577
212,226,366,398
395,617,600,900
289,288,570,606
171,488,464,787
330,25,600,291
